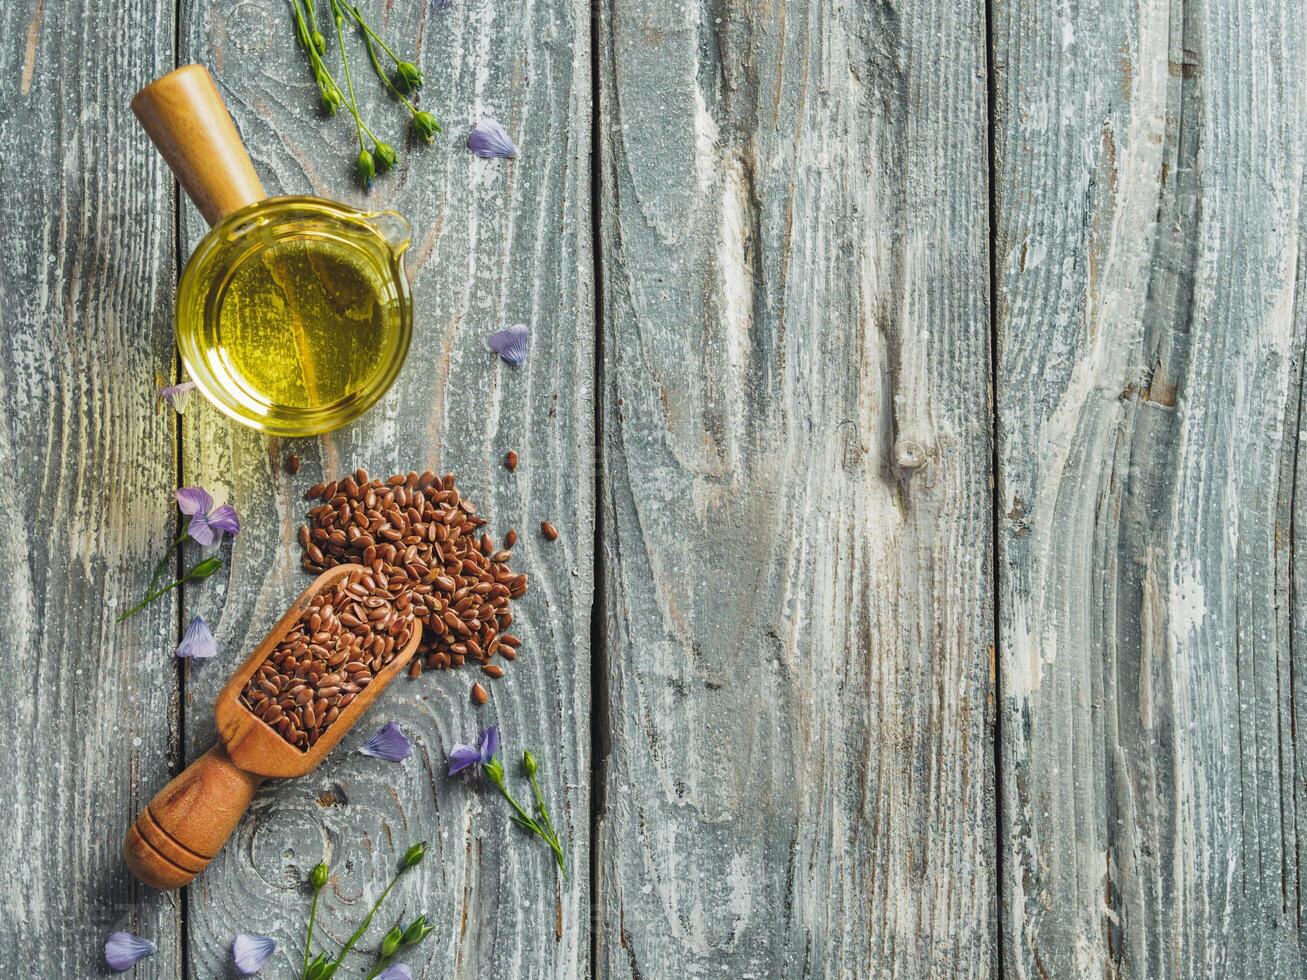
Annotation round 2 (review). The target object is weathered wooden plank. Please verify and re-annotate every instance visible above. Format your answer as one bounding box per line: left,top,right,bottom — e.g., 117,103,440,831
994,0,1307,975
0,0,182,975
594,1,995,976
177,2,593,976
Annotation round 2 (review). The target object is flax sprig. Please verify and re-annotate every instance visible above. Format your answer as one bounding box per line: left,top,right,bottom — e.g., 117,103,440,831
449,726,567,877
288,0,440,187
302,843,428,980
118,487,238,623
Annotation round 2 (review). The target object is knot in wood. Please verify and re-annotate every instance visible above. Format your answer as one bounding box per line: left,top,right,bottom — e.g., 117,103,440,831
894,439,928,470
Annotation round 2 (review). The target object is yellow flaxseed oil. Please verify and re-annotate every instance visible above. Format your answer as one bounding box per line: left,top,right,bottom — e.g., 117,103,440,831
176,197,412,436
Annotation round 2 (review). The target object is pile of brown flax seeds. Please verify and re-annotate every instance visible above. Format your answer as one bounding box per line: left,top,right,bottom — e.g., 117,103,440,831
299,468,527,700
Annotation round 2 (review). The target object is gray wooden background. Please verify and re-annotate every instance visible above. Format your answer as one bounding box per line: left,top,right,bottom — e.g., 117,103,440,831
2,0,1304,976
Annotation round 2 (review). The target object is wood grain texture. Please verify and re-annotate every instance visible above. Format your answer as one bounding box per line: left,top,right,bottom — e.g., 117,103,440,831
176,1,593,976
594,1,995,976
15,0,1307,973
993,0,1307,975
0,0,183,974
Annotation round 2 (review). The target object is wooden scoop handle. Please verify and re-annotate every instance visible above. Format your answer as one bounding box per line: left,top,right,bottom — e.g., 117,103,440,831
123,743,265,890
131,64,265,227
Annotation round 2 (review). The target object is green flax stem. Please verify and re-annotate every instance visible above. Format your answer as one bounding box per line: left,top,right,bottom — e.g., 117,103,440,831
345,5,407,68
291,0,340,105
116,577,185,623
488,770,566,878
352,11,419,115
146,529,190,597
303,0,321,37
328,0,367,151
302,888,321,976
529,770,558,841
329,872,400,969
290,0,312,48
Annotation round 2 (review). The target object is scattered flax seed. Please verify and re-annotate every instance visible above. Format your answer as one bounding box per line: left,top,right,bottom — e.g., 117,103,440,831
286,453,302,474
540,521,559,541
505,450,518,472
471,682,489,705
504,528,517,548
409,658,423,679
481,664,505,678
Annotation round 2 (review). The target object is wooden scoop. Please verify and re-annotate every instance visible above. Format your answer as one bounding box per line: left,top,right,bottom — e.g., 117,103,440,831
123,564,421,890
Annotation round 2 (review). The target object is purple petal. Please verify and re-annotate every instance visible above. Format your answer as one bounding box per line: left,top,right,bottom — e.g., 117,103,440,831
447,744,482,774
187,512,216,547
232,933,277,975
176,486,213,516
359,721,412,762
478,725,499,764
208,504,241,538
467,118,518,159
487,324,528,367
377,965,414,980
176,615,218,659
159,381,198,414
105,932,157,972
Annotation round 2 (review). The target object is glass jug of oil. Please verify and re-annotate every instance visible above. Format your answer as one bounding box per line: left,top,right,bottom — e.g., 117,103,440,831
133,65,412,436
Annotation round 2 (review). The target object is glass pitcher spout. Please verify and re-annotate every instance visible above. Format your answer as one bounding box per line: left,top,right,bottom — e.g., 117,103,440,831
365,210,412,257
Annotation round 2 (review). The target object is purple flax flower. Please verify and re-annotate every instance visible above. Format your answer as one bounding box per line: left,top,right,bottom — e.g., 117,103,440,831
359,721,413,762
467,118,518,159
448,725,498,774
377,965,414,980
176,486,241,547
105,932,157,972
487,324,529,367
175,615,218,659
159,381,198,414
232,933,277,975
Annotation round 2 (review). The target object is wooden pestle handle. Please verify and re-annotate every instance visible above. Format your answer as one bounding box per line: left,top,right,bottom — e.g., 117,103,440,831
131,64,265,227
123,743,265,890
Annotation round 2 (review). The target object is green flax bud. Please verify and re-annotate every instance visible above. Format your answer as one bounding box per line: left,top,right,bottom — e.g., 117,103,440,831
373,141,397,171
381,925,403,958
401,841,427,869
357,148,376,187
394,62,424,92
411,111,441,144
319,77,343,115
401,914,433,945
310,861,329,890
187,556,223,580
522,749,538,777
483,756,505,788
